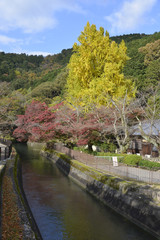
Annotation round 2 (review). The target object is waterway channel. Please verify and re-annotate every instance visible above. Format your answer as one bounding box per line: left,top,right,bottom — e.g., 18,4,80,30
15,143,157,240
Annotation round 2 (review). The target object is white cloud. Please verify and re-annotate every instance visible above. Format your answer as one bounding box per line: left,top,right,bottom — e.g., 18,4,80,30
77,0,109,5
25,51,52,56
7,46,52,56
105,0,157,34
0,0,84,33
0,35,21,45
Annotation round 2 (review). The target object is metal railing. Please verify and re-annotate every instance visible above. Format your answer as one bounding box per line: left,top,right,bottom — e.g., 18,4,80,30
51,143,160,184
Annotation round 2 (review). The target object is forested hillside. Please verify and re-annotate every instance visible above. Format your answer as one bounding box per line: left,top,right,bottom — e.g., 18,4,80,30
0,48,72,90
1,32,159,94
110,31,160,90
0,30,159,139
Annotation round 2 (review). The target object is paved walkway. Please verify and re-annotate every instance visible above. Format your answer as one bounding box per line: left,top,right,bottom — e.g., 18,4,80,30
53,144,160,184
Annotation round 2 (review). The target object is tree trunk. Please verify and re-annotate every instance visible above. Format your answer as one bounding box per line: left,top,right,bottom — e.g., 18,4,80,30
88,142,93,152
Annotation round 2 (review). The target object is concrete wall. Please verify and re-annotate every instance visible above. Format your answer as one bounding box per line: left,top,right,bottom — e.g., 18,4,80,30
15,155,43,240
0,151,42,240
42,150,160,240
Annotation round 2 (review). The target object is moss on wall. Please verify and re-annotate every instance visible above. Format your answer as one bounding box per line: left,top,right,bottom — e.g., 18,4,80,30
42,148,160,239
43,148,144,192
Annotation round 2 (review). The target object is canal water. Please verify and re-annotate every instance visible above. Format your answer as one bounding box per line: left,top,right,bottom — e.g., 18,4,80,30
15,143,157,240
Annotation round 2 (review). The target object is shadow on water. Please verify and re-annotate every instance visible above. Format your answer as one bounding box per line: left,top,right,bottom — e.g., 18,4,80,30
14,143,158,240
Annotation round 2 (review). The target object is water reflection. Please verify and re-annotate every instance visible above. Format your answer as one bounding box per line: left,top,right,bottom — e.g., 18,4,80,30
15,143,157,240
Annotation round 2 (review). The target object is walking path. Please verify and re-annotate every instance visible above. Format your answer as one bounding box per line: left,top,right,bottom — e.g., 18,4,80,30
52,143,160,185
93,163,160,184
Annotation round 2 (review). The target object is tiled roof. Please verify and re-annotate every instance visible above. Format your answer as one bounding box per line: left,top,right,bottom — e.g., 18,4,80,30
132,119,160,136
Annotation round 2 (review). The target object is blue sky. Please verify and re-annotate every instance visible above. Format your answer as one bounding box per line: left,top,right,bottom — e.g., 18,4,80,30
0,0,159,56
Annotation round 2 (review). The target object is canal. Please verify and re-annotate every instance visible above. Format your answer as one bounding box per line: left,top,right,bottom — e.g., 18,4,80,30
15,143,157,240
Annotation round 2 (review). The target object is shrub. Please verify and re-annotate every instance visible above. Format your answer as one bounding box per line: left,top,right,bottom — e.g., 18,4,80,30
98,142,117,153
139,159,160,170
97,152,126,157
123,155,160,169
123,155,142,166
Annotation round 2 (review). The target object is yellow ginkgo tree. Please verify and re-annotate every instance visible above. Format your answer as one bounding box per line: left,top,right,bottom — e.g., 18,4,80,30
66,22,135,108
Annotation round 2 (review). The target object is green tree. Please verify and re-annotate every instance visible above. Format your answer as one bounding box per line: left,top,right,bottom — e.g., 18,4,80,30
66,22,135,108
0,82,11,98
139,39,160,66
145,59,160,88
0,89,26,123
138,39,160,89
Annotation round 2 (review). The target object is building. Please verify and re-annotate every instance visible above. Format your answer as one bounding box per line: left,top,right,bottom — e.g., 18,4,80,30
128,120,160,157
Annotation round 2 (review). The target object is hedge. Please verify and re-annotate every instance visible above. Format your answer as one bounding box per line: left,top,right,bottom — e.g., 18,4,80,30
123,155,142,166
122,155,160,170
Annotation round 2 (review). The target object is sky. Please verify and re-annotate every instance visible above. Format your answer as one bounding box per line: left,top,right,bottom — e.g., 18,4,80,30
0,0,159,56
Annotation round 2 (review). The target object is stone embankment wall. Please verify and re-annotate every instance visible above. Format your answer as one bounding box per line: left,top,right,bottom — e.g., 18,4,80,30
47,142,160,184
14,155,43,240
42,149,160,240
0,148,42,240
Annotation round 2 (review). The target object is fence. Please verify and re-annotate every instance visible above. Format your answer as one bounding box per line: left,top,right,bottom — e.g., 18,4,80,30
51,143,160,184
0,139,12,160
